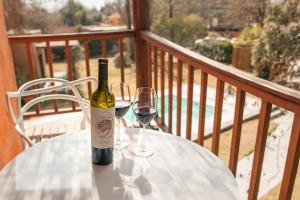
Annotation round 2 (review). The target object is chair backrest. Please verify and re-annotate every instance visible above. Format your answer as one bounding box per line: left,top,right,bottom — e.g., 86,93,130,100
6,77,97,146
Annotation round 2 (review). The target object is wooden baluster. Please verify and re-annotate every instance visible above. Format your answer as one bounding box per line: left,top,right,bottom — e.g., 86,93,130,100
101,40,107,58
147,42,152,87
26,42,40,114
153,46,158,92
176,60,182,137
160,50,165,125
279,114,300,200
26,43,36,80
211,79,224,155
248,101,272,200
168,54,173,133
229,89,246,175
46,41,58,112
186,65,194,140
119,38,125,82
83,40,92,98
65,40,75,110
197,71,208,145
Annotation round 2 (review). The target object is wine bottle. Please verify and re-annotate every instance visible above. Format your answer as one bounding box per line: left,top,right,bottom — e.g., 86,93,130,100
90,58,115,165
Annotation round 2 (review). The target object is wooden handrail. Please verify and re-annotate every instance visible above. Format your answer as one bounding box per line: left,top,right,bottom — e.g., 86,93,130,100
10,30,134,115
8,30,135,43
140,31,300,113
141,30,300,199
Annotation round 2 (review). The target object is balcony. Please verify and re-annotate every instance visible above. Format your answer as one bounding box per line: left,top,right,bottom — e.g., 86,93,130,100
1,1,300,200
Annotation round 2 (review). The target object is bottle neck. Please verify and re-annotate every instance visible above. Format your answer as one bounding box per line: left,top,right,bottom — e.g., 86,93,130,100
98,63,108,90
98,80,108,90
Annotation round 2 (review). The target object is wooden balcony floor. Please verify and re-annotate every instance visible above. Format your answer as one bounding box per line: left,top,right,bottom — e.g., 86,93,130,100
24,112,84,143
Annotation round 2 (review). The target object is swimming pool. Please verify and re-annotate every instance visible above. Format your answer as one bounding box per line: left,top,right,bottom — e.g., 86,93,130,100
124,96,214,133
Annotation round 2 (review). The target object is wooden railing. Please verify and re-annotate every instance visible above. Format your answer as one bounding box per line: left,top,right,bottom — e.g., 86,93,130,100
7,28,300,199
9,30,135,117
140,31,300,200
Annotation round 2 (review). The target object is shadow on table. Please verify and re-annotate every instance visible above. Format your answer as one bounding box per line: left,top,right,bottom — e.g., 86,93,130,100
92,154,152,200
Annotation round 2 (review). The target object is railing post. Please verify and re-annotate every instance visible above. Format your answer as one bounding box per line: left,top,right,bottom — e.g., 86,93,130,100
279,113,300,200
132,0,150,87
248,101,272,200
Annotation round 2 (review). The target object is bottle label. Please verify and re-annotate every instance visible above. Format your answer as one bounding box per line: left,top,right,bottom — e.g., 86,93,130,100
91,106,115,149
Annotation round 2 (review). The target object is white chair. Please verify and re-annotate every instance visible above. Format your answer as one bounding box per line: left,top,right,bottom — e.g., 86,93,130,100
6,77,97,148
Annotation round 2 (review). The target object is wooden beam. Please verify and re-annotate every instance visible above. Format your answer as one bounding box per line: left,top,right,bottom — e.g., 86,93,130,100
229,89,246,175
140,31,300,113
211,79,224,155
46,41,59,112
248,101,272,200
186,65,194,140
176,59,183,137
160,50,165,125
119,38,125,82
132,0,150,87
168,54,173,133
83,40,92,98
279,114,300,200
197,71,208,146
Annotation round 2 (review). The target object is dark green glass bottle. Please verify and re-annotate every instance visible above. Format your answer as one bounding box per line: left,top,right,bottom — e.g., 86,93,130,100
90,58,115,165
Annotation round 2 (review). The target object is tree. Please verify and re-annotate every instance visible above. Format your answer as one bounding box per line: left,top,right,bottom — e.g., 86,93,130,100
3,0,25,32
151,13,206,47
59,0,87,26
24,5,60,33
59,0,101,27
115,0,132,29
226,0,269,28
86,7,102,25
3,0,60,33
150,0,233,33
252,0,300,86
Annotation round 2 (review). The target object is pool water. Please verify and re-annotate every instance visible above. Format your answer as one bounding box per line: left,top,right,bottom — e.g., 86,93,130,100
124,96,214,132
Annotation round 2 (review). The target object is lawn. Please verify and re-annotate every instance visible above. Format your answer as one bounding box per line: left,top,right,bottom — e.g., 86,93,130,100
204,119,278,166
43,56,222,98
260,167,300,200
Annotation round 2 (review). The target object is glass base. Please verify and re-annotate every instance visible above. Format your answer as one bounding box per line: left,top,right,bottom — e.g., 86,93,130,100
133,146,153,157
114,139,128,150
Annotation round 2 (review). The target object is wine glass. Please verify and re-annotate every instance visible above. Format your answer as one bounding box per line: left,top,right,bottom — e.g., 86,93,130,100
132,87,158,157
111,82,131,150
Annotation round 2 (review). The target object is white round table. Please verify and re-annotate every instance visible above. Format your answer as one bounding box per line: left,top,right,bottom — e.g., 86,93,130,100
0,128,240,200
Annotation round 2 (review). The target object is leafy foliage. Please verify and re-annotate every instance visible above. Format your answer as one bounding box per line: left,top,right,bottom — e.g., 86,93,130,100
59,0,84,26
195,38,233,64
27,6,61,33
252,0,300,85
151,14,206,47
87,40,117,58
235,23,262,46
226,0,268,28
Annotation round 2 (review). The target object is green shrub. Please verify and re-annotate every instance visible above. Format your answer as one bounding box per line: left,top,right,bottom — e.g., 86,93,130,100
52,47,65,61
194,38,233,64
252,0,300,84
234,23,262,46
151,14,206,47
87,39,117,57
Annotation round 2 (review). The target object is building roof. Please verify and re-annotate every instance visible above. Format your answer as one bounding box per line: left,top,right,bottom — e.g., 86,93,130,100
35,40,79,48
82,25,127,32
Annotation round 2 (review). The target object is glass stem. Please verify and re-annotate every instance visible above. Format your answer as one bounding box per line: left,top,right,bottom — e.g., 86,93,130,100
141,124,146,152
117,118,121,145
